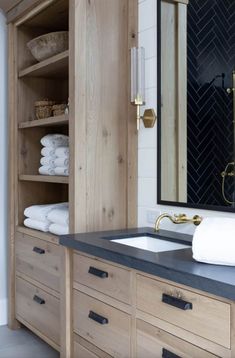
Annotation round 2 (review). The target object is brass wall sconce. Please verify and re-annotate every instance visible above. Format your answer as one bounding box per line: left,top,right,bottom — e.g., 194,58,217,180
131,47,157,130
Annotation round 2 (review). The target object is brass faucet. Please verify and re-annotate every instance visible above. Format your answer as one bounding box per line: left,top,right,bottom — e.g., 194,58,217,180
155,213,202,232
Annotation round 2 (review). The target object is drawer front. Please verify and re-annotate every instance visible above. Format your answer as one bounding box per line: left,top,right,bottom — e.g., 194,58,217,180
73,253,131,304
136,320,218,358
136,274,230,348
16,232,60,292
73,290,131,358
74,342,99,358
74,334,112,358
16,277,60,345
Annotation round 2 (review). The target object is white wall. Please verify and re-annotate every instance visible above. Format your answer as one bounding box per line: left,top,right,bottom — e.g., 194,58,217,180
138,0,235,234
0,10,8,326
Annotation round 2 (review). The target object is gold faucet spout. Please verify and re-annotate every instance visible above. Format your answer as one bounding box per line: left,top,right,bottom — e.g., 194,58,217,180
155,213,202,232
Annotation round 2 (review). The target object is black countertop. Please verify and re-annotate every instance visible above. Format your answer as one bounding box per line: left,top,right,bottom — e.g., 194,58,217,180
59,227,235,301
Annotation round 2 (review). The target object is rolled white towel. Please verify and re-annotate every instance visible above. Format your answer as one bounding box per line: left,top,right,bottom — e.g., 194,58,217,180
24,218,50,232
40,156,56,167
48,206,69,226
24,202,68,222
55,166,69,176
41,147,56,157
39,165,55,176
54,157,69,167
192,217,235,266
40,134,69,148
49,223,69,235
55,146,69,157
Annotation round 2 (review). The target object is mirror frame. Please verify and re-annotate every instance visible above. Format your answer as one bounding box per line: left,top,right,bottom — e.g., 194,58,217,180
157,0,235,213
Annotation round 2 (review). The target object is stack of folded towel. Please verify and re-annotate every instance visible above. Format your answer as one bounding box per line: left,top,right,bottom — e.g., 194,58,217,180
54,146,69,176
192,217,235,266
48,206,69,235
39,134,69,176
24,202,69,234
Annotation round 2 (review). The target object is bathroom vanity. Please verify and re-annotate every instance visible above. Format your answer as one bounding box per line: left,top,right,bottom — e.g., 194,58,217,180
60,229,235,358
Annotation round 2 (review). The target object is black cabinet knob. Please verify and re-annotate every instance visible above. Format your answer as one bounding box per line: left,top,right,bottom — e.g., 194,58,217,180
33,247,45,255
88,310,108,325
33,295,45,305
88,266,108,278
162,293,193,310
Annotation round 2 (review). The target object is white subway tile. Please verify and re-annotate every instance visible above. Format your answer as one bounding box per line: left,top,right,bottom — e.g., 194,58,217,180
138,177,157,207
138,148,156,178
139,26,156,59
139,0,156,32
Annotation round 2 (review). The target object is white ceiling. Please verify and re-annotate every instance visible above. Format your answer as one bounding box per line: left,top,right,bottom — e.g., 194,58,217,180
0,0,21,13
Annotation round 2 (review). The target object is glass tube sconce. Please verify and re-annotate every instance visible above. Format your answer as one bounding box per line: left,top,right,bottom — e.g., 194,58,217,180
131,47,156,130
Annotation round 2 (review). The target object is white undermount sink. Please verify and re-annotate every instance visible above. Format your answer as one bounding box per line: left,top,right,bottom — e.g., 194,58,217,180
111,235,190,253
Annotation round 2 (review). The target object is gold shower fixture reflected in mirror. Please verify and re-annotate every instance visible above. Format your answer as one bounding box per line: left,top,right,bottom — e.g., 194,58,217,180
131,47,156,130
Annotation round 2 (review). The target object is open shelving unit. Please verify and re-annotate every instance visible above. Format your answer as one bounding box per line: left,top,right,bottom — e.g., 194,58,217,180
8,0,137,354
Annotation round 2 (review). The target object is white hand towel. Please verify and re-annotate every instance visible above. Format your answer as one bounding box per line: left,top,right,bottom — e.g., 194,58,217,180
48,206,69,226
39,165,55,176
40,134,69,148
54,157,69,167
49,223,69,235
41,147,56,157
192,217,235,266
55,146,69,157
24,202,68,221
40,156,56,167
24,218,50,232
55,167,69,176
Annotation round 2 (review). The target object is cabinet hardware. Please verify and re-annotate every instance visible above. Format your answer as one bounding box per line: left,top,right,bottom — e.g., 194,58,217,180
88,266,108,278
162,348,181,358
88,310,109,325
33,247,45,254
33,295,45,305
162,293,193,310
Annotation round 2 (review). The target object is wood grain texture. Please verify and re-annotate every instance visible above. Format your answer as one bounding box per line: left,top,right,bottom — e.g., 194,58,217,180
19,114,68,128
15,277,60,346
19,174,69,184
136,274,231,348
73,290,131,358
16,231,60,292
136,319,217,358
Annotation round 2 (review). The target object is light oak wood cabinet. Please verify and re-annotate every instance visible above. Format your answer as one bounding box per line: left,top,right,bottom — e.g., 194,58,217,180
70,252,235,358
8,0,137,352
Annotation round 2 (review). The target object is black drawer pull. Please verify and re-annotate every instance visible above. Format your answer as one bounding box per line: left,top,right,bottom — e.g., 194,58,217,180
88,266,108,278
33,295,45,305
33,247,45,255
88,310,108,325
162,293,193,310
162,348,181,358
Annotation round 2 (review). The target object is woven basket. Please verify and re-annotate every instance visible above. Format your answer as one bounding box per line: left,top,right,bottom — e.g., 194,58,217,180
52,103,67,116
35,100,55,120
27,31,69,62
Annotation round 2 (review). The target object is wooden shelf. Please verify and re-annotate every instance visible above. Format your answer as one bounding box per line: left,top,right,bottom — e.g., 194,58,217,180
17,226,59,245
19,174,69,184
19,114,69,129
19,50,69,79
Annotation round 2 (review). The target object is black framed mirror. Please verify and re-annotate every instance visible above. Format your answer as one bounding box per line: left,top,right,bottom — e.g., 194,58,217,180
157,0,235,213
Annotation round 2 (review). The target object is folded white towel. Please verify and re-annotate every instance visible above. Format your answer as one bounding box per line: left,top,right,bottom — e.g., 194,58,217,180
48,206,69,226
39,165,55,176
40,156,56,167
49,223,69,235
24,202,68,222
40,134,69,148
192,217,235,266
54,157,69,167
24,218,50,232
55,146,69,157
55,166,69,176
41,147,56,157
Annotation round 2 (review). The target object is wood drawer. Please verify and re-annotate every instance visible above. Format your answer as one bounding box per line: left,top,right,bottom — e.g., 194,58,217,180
136,320,218,358
74,334,112,358
73,290,131,358
73,253,131,304
16,277,60,345
16,231,60,292
136,274,230,348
